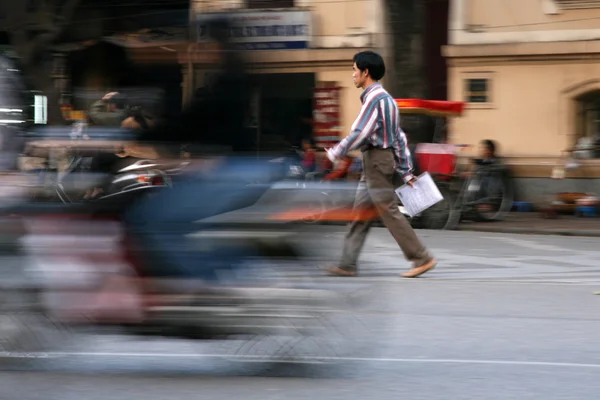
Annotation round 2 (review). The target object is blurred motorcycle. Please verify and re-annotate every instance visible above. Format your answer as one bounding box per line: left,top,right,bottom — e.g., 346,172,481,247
2,157,372,365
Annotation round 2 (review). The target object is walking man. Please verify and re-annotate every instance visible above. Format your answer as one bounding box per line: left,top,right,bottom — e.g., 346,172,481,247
326,51,437,278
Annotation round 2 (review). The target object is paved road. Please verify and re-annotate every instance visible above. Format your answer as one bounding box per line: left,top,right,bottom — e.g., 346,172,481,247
284,227,600,284
1,229,600,399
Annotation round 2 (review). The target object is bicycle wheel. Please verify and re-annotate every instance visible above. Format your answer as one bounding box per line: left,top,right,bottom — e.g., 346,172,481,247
419,184,461,230
469,169,514,222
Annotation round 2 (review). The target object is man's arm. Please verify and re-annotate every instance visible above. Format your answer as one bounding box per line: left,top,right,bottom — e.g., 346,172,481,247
393,127,414,183
329,99,379,160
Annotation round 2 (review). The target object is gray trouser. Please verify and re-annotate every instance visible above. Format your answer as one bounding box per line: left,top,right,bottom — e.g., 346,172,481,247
339,148,432,271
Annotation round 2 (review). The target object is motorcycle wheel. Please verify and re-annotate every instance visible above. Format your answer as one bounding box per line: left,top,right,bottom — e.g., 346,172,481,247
197,257,390,375
0,289,67,368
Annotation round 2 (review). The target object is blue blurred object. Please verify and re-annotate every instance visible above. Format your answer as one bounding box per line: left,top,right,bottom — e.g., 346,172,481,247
24,126,139,141
576,205,598,218
513,201,533,212
124,156,286,281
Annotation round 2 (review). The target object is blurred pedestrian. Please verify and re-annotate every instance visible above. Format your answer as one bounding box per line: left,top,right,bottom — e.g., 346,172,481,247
89,92,128,127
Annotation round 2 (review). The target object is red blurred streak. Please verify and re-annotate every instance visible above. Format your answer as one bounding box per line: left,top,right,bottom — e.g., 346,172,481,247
268,207,379,222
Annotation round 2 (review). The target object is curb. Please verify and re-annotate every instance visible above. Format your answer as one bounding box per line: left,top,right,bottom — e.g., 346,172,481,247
457,226,600,238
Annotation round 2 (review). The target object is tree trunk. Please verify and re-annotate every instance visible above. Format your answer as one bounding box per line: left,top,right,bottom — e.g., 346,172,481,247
384,0,426,99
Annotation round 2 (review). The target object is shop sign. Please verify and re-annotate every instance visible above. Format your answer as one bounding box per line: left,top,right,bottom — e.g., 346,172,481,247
313,87,341,147
196,10,311,50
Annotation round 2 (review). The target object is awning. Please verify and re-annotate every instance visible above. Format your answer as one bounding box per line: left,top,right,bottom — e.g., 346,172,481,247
395,99,466,117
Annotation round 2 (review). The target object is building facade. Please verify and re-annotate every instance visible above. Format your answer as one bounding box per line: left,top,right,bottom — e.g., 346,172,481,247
444,0,600,195
180,0,390,151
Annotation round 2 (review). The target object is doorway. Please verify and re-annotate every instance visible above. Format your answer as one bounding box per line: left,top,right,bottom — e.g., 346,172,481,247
250,73,315,154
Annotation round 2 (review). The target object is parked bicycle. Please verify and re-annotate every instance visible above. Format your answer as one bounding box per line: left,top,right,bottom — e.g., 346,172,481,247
411,142,514,230
394,99,514,230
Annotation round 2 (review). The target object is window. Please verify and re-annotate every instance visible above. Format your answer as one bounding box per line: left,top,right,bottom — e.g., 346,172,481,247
577,92,600,137
34,95,47,125
554,0,600,9
461,72,494,109
247,0,294,8
574,91,600,158
465,78,489,103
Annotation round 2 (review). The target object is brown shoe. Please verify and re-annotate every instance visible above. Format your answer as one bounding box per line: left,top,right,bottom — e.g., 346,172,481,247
326,266,356,277
401,259,437,278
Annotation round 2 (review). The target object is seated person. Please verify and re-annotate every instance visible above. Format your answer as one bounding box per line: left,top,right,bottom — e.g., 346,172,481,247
466,139,505,211
462,139,502,178
474,139,499,167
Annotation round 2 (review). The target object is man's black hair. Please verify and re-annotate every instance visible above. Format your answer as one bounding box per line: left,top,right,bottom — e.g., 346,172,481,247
353,51,385,81
481,139,497,156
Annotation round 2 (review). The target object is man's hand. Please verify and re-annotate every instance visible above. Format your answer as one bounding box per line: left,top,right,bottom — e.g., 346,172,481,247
102,92,119,101
406,175,418,188
325,148,339,163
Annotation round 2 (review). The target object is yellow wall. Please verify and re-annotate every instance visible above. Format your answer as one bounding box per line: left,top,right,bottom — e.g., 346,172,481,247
451,0,600,45
447,0,600,178
468,0,600,32
448,59,600,157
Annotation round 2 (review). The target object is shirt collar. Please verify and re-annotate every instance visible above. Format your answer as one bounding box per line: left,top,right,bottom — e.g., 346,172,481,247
360,82,382,104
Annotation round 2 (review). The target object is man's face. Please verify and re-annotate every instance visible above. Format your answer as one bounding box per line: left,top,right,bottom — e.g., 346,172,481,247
479,143,491,158
108,103,117,112
352,63,367,89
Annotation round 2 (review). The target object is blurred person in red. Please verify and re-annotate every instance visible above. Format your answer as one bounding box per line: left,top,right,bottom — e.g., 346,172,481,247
301,138,317,173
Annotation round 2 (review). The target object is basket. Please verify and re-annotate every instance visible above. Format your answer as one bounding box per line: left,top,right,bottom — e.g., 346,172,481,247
414,143,457,177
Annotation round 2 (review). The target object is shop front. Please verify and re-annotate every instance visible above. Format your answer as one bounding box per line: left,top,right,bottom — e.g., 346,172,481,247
180,8,378,154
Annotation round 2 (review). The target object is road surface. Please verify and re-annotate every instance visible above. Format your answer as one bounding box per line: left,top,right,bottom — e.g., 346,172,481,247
1,229,599,399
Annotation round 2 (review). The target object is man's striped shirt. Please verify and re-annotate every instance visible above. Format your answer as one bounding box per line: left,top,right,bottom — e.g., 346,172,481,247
330,82,413,181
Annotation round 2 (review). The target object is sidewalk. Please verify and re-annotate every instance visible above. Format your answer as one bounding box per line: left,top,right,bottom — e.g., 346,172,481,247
458,212,600,237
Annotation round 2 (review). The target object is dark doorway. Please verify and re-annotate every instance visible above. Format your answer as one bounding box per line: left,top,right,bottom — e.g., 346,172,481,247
250,73,315,153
